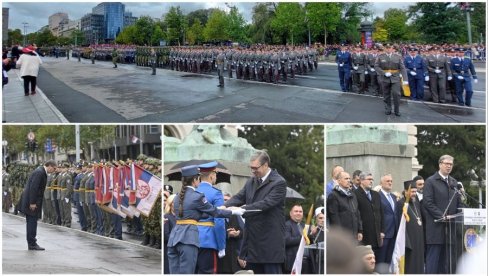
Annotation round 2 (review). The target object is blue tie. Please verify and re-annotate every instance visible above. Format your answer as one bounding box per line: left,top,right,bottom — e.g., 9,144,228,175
366,191,372,201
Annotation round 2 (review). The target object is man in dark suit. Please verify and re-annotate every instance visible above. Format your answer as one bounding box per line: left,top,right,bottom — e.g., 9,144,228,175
19,160,57,250
353,172,384,259
423,154,465,274
225,150,287,274
376,174,399,267
284,204,305,274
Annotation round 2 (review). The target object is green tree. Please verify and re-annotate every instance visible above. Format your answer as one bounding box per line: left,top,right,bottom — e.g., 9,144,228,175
71,29,85,46
384,8,409,42
226,6,247,43
239,125,324,210
187,8,217,27
335,3,372,44
203,9,229,42
165,6,187,45
373,17,388,42
249,3,275,44
408,3,466,43
305,2,342,45
134,16,155,45
271,3,306,45
187,19,204,45
35,29,57,47
115,25,137,44
8,29,23,46
151,25,165,46
416,125,485,208
469,2,486,44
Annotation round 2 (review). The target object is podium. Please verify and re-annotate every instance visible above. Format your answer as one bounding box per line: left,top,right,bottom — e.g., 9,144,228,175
436,208,486,274
304,242,324,274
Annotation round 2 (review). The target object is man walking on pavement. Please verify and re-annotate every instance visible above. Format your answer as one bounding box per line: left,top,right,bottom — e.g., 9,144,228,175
19,160,57,250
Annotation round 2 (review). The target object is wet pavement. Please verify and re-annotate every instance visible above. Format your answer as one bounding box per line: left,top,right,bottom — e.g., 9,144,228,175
21,57,486,123
2,214,161,274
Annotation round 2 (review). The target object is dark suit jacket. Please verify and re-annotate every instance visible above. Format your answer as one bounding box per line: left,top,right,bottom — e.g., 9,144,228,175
379,191,399,239
19,166,47,218
327,187,362,238
284,220,305,271
354,187,384,248
422,172,464,245
225,169,287,264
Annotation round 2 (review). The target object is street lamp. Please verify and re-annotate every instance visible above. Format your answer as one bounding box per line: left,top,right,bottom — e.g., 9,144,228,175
2,140,8,166
22,22,29,46
88,142,94,161
459,3,474,46
468,168,485,208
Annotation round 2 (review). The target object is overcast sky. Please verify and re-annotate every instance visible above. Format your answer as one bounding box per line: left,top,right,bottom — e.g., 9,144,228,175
3,1,410,34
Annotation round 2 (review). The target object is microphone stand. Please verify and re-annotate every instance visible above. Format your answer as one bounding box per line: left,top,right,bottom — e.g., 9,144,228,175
454,185,486,208
313,227,323,274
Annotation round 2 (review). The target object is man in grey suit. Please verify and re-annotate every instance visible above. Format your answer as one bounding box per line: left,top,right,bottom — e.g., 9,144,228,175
19,160,57,250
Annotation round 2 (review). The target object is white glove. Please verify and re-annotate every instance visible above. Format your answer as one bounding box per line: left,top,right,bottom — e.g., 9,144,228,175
474,79,478,84
370,68,375,72
218,249,226,258
403,81,409,85
410,71,417,76
65,198,70,203
384,72,392,77
457,75,464,80
365,71,368,75
435,69,441,74
231,208,245,216
3,191,6,196
353,66,358,70
339,63,343,67
447,76,452,81
79,201,83,207
425,76,429,82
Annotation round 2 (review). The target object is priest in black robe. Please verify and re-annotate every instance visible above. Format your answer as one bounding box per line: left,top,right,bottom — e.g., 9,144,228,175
395,180,425,274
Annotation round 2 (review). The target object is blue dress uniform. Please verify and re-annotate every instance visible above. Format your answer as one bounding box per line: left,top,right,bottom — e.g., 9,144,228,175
195,161,226,274
336,46,352,92
404,49,427,100
73,170,88,231
167,166,233,274
450,48,477,106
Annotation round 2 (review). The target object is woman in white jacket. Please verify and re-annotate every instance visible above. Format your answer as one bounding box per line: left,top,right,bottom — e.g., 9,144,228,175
16,45,42,96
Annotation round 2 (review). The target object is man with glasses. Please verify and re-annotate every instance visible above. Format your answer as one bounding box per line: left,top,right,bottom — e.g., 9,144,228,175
195,161,226,273
19,160,57,250
423,155,465,274
353,172,384,262
224,150,287,274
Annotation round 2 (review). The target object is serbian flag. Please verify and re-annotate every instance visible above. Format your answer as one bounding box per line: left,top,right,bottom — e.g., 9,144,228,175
132,164,162,217
94,165,104,204
120,164,139,218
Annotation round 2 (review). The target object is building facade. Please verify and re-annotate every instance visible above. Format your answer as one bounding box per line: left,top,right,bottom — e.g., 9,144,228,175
92,2,125,42
81,13,104,45
2,8,8,44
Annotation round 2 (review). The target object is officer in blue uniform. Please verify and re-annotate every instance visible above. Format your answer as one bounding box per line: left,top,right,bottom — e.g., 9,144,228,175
336,44,352,92
450,48,478,106
167,165,244,274
195,161,227,274
404,47,427,101
73,164,88,231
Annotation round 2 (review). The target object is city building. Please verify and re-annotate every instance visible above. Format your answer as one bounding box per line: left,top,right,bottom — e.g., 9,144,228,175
2,8,8,44
81,13,104,45
59,19,81,38
92,2,125,42
124,12,137,28
49,12,69,36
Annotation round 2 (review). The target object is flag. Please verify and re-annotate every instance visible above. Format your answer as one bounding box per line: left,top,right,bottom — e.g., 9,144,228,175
132,164,162,217
120,164,139,218
390,185,412,274
94,165,103,204
291,204,313,275
130,135,139,144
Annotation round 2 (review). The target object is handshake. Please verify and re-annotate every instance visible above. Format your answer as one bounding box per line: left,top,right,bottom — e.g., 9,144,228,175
218,205,246,216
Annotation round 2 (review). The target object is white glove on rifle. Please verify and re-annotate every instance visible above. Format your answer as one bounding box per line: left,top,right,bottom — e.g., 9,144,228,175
370,68,375,72
384,72,392,77
435,69,441,74
353,66,358,70
410,71,417,76
231,208,245,216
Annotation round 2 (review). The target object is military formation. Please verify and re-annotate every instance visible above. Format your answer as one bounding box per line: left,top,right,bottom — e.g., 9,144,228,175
335,43,478,108
2,155,162,249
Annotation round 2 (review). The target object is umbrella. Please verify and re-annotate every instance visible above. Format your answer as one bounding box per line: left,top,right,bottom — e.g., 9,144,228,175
286,187,305,200
166,159,232,184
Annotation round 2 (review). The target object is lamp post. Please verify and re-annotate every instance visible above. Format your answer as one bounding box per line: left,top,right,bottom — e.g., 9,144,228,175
88,141,94,162
460,3,474,46
22,22,29,46
2,140,8,166
468,168,485,208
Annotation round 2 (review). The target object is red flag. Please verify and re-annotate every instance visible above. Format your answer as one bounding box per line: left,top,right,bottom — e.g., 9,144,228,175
102,166,113,204
94,165,103,204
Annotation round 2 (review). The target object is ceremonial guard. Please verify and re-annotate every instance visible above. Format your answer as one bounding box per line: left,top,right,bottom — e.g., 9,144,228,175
167,165,244,274
216,50,225,88
450,48,478,106
426,47,451,103
404,47,427,101
336,44,352,92
150,48,157,75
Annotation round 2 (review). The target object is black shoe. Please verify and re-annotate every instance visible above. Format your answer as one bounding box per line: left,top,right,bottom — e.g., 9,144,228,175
385,111,392,115
28,244,45,251
395,112,401,117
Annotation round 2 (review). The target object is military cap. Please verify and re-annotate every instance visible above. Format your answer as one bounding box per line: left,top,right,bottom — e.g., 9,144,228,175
457,47,466,52
76,164,83,169
118,160,126,166
137,154,148,161
164,184,174,194
181,165,199,177
408,47,418,52
198,161,218,172
403,180,416,191
385,43,394,48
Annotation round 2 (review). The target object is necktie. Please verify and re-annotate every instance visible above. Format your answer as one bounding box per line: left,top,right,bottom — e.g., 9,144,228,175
388,193,395,211
366,191,372,201
257,178,263,185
